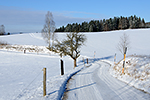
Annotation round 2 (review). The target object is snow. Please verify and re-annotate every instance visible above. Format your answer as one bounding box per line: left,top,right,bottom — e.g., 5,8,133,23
65,61,150,100
0,50,71,100
109,55,150,94
0,28,150,99
0,33,47,46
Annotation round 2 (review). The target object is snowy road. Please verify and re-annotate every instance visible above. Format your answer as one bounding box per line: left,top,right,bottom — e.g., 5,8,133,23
64,61,150,100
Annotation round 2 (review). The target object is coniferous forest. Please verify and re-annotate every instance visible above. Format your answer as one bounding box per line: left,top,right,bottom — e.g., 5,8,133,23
55,15,150,32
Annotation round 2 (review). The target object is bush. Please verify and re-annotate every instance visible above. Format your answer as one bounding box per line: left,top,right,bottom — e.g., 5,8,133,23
0,40,8,45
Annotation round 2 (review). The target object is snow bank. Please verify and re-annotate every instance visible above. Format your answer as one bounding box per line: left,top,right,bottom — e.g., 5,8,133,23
109,55,150,94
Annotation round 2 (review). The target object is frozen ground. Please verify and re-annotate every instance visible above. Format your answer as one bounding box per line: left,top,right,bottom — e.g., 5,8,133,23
0,28,150,99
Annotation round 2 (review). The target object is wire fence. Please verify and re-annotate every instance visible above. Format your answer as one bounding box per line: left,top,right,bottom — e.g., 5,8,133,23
14,70,43,100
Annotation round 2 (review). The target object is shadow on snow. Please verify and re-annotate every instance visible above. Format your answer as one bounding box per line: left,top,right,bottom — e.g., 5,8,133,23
65,82,96,92
77,55,114,67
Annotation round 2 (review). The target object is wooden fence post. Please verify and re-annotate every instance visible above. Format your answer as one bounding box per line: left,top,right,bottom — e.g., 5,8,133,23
61,59,64,75
43,68,46,96
87,58,88,64
24,49,26,54
83,57,85,66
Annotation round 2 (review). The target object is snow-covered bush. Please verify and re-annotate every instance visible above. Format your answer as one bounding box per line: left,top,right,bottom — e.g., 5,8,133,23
110,55,150,93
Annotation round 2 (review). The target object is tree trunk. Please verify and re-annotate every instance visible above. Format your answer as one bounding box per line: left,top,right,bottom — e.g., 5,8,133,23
74,59,77,69
48,41,51,50
51,38,54,51
51,42,53,51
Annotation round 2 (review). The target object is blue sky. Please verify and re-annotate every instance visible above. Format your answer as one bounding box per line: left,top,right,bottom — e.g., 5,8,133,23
0,0,150,32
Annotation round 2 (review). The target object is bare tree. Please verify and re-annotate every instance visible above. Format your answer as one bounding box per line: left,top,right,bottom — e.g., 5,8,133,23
0,25,5,35
54,32,86,69
117,33,130,54
41,11,56,50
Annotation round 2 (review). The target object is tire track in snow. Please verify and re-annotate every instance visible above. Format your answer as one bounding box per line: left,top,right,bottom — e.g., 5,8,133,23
64,61,150,100
96,61,150,100
29,33,43,40
93,63,122,100
64,64,103,100
98,62,148,100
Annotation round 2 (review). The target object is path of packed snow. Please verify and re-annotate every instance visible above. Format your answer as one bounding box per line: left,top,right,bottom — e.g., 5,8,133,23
64,61,150,100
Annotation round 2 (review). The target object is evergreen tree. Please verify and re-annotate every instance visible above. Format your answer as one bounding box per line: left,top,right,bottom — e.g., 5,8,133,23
112,17,119,30
118,16,123,29
99,20,103,31
122,17,129,29
64,24,72,32
89,20,97,32
89,25,93,32
108,18,113,30
81,22,89,32
133,15,139,28
141,18,145,28
129,16,134,29
102,19,106,31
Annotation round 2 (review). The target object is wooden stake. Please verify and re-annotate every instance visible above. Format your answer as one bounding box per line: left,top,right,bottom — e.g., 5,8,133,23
61,59,64,75
94,51,96,58
122,68,124,74
24,49,26,54
114,53,116,64
43,68,46,96
83,57,85,66
122,47,127,74
87,58,88,64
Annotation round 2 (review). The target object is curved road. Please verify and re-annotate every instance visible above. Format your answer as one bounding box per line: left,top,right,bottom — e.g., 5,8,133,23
63,61,150,100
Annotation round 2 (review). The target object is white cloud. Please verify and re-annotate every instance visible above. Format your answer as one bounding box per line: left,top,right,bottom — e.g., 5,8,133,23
0,6,107,32
0,9,45,25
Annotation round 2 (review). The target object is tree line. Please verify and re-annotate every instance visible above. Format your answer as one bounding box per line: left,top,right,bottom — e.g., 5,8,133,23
55,15,150,32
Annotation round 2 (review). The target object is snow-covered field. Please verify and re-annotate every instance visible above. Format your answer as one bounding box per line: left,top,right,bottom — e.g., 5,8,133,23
0,28,150,100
